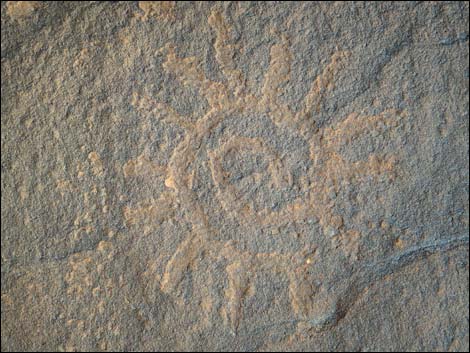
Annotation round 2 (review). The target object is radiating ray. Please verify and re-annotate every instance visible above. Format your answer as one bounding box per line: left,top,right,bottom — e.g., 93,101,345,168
223,260,253,334
261,40,292,104
123,154,168,178
131,92,193,130
208,10,245,96
260,38,297,127
162,45,230,110
160,233,205,294
302,50,351,116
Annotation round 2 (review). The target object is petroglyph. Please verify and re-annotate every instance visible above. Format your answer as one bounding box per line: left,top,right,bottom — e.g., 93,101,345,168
2,2,468,351
122,193,174,227
131,92,194,129
222,261,254,334
122,154,166,179
126,9,412,333
208,136,289,220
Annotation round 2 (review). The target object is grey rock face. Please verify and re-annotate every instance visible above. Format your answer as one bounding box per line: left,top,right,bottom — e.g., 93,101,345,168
1,1,469,351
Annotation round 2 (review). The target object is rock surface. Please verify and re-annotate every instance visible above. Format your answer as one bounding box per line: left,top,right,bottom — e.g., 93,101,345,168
1,1,469,351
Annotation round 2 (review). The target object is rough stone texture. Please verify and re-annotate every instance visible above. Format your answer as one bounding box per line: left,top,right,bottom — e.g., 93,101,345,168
1,1,469,351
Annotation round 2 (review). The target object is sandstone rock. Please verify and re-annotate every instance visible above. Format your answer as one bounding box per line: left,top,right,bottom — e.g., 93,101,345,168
1,1,469,351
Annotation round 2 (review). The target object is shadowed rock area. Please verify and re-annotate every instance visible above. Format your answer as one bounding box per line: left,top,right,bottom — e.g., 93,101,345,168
1,1,469,351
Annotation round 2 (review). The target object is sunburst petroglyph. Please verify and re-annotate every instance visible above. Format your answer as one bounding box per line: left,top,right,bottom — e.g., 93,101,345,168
124,9,468,335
